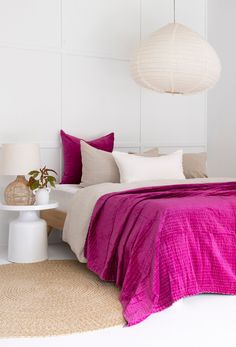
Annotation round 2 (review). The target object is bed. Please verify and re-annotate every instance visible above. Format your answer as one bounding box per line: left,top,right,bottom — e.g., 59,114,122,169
41,177,236,326
40,132,236,326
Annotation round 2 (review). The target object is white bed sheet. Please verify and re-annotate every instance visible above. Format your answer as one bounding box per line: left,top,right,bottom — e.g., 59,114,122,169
50,184,81,212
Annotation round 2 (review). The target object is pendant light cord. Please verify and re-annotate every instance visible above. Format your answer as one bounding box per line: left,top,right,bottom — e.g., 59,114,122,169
173,0,176,23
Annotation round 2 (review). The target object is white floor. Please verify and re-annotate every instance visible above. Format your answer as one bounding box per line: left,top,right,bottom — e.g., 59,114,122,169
0,243,236,347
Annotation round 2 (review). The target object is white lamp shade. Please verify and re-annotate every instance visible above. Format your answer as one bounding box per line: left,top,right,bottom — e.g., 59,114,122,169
1,143,41,176
131,23,221,95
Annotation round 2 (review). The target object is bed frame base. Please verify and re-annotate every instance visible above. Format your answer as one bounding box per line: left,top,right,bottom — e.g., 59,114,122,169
40,209,66,234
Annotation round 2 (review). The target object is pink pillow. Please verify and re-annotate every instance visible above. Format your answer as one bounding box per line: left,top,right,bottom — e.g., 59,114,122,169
60,130,114,184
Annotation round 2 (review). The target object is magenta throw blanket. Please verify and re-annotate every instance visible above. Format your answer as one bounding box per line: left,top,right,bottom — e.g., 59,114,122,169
85,182,236,326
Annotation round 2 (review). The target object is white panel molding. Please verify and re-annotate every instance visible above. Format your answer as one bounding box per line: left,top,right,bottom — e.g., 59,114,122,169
0,0,207,245
141,143,206,148
0,142,206,150
0,42,131,62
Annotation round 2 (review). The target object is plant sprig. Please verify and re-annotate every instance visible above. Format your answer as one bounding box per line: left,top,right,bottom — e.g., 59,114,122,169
28,166,58,191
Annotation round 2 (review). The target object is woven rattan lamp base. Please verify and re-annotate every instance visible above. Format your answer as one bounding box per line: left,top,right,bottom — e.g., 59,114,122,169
4,175,35,206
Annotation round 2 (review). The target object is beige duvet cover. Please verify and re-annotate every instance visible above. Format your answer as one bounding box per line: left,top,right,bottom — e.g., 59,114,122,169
63,178,236,262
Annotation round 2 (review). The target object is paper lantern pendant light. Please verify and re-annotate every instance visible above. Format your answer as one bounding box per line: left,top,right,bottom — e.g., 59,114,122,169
131,22,221,95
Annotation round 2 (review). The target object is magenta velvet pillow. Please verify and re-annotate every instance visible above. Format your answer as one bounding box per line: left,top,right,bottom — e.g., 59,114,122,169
60,130,114,184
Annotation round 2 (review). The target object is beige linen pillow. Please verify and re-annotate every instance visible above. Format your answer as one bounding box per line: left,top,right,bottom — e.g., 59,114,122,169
80,141,120,187
183,152,208,178
130,148,159,157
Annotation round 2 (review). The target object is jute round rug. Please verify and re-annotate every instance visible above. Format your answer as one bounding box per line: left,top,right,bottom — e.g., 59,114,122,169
0,260,125,338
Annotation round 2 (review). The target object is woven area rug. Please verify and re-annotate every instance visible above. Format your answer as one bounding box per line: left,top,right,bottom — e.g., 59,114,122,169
0,260,125,337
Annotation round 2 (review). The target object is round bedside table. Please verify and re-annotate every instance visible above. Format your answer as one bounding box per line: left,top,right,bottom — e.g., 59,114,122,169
0,202,58,263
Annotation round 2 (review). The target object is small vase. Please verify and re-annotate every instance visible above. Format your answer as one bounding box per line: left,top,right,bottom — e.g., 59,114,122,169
34,188,50,205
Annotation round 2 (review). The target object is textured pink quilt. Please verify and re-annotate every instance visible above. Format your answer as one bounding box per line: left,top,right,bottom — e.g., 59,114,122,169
84,182,236,326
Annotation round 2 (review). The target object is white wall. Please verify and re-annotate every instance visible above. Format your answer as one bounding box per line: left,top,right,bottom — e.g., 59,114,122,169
0,0,207,245
207,0,236,177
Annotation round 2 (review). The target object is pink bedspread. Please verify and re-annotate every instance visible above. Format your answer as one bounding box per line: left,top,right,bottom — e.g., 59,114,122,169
84,182,236,326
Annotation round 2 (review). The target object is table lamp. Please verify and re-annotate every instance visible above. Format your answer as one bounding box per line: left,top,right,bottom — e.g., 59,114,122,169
1,143,41,205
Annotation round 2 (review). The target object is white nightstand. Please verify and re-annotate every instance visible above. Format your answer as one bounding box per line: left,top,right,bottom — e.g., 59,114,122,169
0,202,58,263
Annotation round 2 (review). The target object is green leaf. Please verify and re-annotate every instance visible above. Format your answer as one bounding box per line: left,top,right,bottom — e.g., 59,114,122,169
30,181,40,191
28,170,40,176
48,176,56,182
48,176,57,188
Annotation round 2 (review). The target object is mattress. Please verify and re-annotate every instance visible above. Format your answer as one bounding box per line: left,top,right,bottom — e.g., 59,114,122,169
51,184,81,213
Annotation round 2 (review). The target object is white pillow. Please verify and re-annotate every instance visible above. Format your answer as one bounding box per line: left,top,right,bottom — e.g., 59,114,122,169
112,150,185,183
